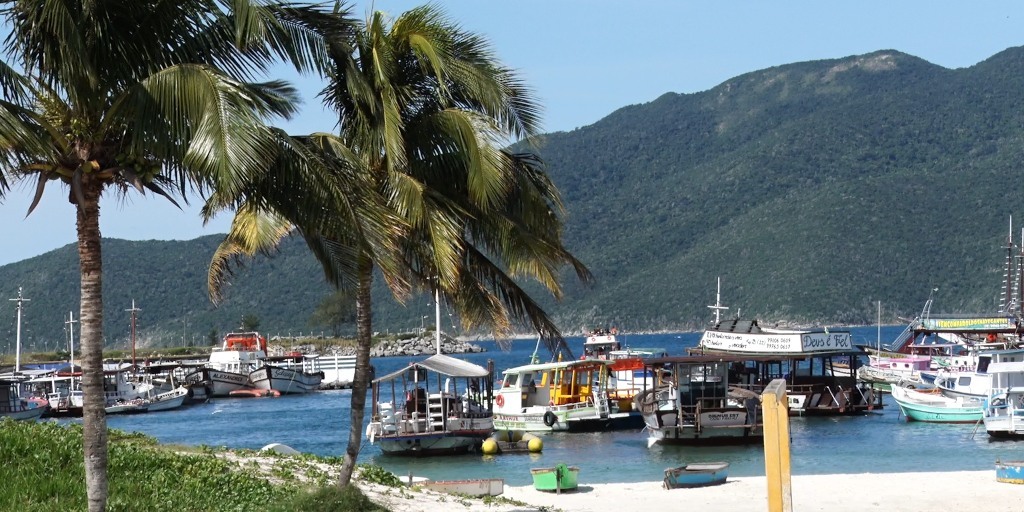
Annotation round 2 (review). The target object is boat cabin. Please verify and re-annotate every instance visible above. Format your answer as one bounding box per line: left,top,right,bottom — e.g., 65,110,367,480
498,359,611,411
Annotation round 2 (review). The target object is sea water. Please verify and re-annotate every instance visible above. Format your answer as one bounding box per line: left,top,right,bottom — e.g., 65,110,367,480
75,327,1024,486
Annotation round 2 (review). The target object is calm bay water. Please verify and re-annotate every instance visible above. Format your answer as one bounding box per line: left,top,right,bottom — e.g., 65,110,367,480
64,327,1024,486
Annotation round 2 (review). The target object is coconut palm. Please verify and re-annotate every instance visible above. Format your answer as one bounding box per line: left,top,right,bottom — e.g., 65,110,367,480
206,4,590,487
0,1,339,509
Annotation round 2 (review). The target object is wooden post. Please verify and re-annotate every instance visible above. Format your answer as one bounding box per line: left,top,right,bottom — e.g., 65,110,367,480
762,378,792,512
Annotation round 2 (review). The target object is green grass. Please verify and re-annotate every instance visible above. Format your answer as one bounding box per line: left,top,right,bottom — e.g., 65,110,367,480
0,419,385,511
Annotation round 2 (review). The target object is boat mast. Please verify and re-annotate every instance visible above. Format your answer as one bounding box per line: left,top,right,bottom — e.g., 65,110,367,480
126,300,141,368
66,311,77,370
9,287,29,373
707,277,729,326
435,288,442,355
1003,216,1015,313
877,301,881,352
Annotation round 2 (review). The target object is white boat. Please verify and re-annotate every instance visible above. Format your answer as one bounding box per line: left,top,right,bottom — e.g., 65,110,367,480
422,478,504,497
105,398,149,415
0,378,47,421
365,354,494,456
492,358,642,432
636,355,762,447
145,386,189,412
188,332,268,397
249,364,323,394
982,361,1024,439
307,354,356,387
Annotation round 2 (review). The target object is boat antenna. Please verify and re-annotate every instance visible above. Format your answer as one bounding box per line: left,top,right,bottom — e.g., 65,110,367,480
530,335,542,364
707,277,729,326
9,287,29,373
66,311,77,370
434,287,442,355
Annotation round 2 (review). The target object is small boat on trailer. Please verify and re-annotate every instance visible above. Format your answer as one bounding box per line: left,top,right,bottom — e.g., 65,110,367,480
530,463,579,493
664,462,730,489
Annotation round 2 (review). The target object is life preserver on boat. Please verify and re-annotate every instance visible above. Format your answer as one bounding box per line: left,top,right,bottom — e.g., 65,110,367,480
495,394,505,407
543,411,558,427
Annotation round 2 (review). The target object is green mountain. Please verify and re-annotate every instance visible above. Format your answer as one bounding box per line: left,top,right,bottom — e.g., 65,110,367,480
4,47,1024,350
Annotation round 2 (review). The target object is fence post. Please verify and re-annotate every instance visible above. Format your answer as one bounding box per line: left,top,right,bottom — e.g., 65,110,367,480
762,378,792,512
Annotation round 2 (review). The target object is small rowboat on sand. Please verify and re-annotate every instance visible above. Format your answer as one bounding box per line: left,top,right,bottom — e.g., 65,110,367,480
664,462,729,489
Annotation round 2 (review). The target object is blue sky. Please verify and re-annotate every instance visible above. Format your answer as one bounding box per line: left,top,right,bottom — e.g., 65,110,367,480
1,0,1023,266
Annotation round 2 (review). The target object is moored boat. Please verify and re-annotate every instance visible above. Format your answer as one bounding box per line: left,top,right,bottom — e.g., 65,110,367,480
663,461,730,489
188,332,267,397
981,361,1024,439
249,364,323,394
530,463,579,493
105,398,149,415
0,379,47,421
493,359,641,432
636,355,763,447
145,386,189,412
365,354,494,456
890,385,983,423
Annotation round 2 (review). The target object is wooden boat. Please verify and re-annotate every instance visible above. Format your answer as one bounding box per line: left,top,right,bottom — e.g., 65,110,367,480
996,460,1024,484
422,478,504,497
664,462,730,489
530,463,579,493
692,282,880,415
366,354,494,456
635,355,763,447
493,359,642,432
145,386,189,412
890,385,983,423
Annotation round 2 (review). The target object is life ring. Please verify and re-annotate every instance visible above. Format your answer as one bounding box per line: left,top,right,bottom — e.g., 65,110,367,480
495,395,505,407
543,411,558,427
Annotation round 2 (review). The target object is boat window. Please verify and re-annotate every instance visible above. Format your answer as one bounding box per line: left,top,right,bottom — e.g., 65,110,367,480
958,376,971,386
504,373,519,388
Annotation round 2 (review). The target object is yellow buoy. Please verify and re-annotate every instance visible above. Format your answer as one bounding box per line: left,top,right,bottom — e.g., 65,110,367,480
526,436,543,453
481,438,499,455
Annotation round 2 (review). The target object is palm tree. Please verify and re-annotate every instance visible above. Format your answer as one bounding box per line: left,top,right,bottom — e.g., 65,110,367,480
0,1,336,509
207,4,590,487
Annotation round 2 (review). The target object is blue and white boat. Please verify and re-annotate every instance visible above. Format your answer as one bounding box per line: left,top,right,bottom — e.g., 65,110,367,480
996,460,1024,484
663,462,729,489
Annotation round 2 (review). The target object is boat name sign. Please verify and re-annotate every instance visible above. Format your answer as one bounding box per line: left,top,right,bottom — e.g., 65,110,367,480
701,331,851,353
700,411,746,426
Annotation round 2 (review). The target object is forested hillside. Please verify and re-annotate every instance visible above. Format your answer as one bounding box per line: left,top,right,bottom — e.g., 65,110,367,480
4,47,1024,350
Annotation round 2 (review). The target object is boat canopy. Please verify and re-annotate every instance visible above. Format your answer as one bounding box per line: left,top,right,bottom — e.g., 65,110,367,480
374,354,489,383
986,361,1024,374
501,359,612,375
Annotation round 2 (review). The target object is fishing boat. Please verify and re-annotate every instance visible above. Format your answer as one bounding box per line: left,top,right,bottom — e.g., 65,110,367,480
249,361,323,395
530,463,579,493
187,332,267,397
365,354,494,456
0,378,47,421
663,462,730,489
144,386,189,412
890,384,983,423
105,398,149,415
981,361,1024,439
635,354,763,447
492,358,642,432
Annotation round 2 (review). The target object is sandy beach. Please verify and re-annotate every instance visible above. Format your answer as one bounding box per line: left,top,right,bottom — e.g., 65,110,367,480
362,470,1022,512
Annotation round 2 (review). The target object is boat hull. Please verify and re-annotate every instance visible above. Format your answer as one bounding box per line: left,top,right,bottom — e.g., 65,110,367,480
374,432,489,456
891,386,983,423
146,388,188,412
250,366,322,394
1,405,47,421
422,479,504,497
201,369,250,397
531,464,579,493
494,408,642,432
664,462,729,489
996,461,1024,484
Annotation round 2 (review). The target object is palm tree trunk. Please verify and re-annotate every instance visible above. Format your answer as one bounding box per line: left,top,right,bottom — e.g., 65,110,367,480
338,255,373,487
77,186,108,511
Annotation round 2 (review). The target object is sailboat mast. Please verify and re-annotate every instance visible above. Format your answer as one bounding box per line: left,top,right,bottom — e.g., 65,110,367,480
707,277,729,326
9,287,29,373
435,288,442,355
877,301,881,352
1005,216,1014,313
66,311,77,370
126,300,141,367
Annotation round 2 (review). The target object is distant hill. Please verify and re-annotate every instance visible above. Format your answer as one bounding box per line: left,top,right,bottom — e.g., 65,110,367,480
4,47,1024,351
